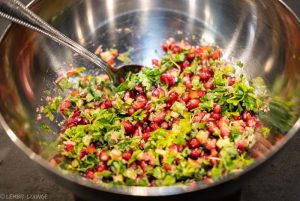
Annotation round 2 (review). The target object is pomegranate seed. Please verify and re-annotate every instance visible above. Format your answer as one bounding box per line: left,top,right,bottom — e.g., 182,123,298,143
193,115,202,123
189,138,201,148
211,113,221,120
160,74,176,86
169,144,178,152
80,148,87,159
152,59,160,67
172,118,180,125
142,132,151,141
122,121,135,133
99,151,110,161
190,148,202,159
132,129,140,137
162,43,169,52
128,107,136,116
220,127,230,137
199,71,211,82
203,177,214,184
150,122,159,131
144,127,151,132
187,98,200,110
217,117,230,128
186,53,195,61
122,152,132,161
246,116,257,127
206,138,216,150
140,161,148,171
242,111,252,121
153,111,166,124
145,103,152,111
181,60,190,68
232,115,241,120
178,145,184,152
166,101,172,110
161,121,169,129
123,91,133,101
96,164,107,172
100,102,107,109
65,143,74,152
172,45,181,54
119,77,125,83
182,93,190,103
227,77,236,86
71,111,81,120
67,122,76,128
78,117,89,125
162,38,175,51
168,91,179,104
206,121,219,134
198,90,206,97
105,100,113,108
130,162,137,170
132,95,147,110
213,104,221,113
182,73,191,83
86,170,95,179
193,112,206,122
210,148,218,157
167,76,177,86
152,87,165,98
169,144,184,152
136,94,147,103
185,80,193,89
237,140,245,152
135,84,145,95
202,66,214,75
203,80,215,89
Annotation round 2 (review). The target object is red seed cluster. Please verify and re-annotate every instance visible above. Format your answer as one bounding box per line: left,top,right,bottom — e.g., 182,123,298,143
50,37,268,186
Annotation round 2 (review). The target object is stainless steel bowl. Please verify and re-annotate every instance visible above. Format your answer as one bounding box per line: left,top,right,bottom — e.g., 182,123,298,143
0,0,300,200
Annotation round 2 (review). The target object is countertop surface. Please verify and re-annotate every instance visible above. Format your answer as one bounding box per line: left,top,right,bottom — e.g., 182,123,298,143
0,1,300,201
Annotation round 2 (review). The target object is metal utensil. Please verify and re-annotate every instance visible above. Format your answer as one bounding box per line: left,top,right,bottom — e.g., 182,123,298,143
0,0,141,85
0,0,300,201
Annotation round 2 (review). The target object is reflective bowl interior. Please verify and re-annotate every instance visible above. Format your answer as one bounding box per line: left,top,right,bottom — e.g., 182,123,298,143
0,0,300,196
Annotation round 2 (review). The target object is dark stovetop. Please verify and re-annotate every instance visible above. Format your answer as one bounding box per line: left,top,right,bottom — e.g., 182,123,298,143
0,1,300,201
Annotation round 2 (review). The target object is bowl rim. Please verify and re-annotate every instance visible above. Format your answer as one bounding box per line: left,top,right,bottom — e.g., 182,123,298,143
0,0,300,197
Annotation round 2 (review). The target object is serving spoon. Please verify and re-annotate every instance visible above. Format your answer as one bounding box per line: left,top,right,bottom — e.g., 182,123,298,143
0,0,141,85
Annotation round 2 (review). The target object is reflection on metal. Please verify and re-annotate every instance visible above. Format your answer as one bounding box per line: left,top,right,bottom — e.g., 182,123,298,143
204,4,212,25
264,56,274,73
106,0,116,43
188,0,196,19
106,0,115,20
86,0,95,34
74,10,85,45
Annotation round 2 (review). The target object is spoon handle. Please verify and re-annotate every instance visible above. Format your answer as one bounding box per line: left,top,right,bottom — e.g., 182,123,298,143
0,0,115,82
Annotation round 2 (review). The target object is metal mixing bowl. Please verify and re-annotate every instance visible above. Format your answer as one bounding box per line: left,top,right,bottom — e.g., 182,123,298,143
0,0,300,200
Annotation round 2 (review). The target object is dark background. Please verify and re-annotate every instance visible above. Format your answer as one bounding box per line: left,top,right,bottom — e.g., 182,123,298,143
0,0,300,201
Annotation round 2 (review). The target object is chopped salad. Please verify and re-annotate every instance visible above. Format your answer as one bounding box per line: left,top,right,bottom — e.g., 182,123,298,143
41,38,270,186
